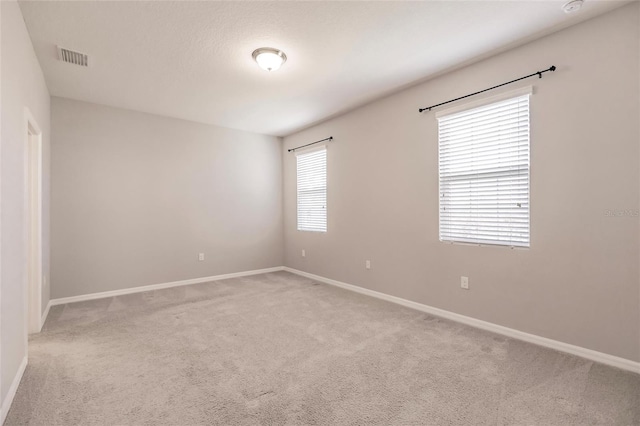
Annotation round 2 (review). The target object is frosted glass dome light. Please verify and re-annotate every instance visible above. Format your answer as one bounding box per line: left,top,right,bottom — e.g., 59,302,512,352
252,48,287,72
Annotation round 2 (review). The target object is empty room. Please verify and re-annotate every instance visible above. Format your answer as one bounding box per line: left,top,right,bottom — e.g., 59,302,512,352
1,0,639,424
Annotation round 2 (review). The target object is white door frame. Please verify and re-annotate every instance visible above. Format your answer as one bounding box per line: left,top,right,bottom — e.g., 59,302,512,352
24,108,43,335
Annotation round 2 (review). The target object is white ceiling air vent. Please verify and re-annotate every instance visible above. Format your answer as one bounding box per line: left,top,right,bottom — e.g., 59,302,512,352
57,46,88,67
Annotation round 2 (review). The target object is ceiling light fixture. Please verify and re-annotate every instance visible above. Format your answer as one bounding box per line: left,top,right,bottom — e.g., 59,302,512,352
252,47,287,72
562,0,584,14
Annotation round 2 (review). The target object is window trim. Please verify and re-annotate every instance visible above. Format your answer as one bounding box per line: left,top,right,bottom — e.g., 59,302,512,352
437,86,532,249
435,85,533,119
296,144,328,233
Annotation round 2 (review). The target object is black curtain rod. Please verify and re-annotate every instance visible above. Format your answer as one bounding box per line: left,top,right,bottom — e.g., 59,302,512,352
418,65,556,113
288,136,333,153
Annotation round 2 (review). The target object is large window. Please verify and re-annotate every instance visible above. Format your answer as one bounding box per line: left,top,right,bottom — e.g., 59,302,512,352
438,91,530,247
297,147,327,232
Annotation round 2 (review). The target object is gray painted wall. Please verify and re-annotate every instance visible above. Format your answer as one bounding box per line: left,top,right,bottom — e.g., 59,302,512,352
1,0,51,403
282,5,640,362
51,98,283,298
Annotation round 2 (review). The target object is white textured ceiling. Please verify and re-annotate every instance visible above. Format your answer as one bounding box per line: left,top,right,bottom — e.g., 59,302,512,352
19,0,626,136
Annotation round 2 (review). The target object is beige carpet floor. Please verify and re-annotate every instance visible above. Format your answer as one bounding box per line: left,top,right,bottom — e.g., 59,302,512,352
6,271,640,425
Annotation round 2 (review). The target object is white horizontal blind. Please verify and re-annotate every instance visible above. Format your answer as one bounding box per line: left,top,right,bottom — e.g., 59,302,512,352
297,147,327,232
438,94,530,247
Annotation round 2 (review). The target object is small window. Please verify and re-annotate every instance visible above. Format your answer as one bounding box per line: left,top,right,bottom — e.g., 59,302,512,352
438,93,530,247
297,147,327,232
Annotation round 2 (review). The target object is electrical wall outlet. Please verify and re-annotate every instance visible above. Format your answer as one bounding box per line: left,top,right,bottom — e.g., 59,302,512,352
198,253,205,261
365,260,371,269
302,249,306,257
461,276,469,290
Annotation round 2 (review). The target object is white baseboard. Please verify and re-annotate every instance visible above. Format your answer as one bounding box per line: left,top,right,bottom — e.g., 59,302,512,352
49,266,285,306
41,265,640,374
283,267,640,374
1,356,27,425
40,300,51,331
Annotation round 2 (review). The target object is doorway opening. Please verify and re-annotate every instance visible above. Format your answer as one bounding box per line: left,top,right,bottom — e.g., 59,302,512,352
25,108,43,335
